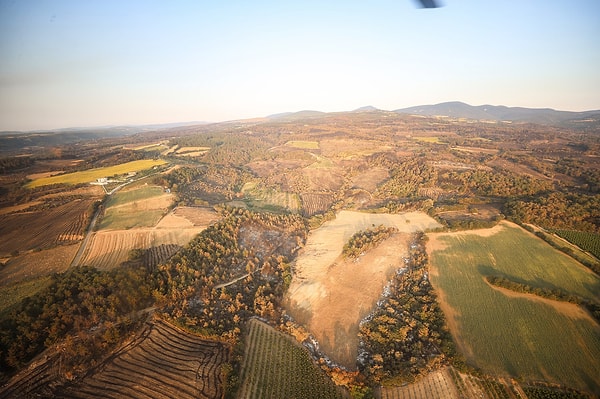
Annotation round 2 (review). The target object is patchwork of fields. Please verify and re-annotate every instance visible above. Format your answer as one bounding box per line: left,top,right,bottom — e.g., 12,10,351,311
26,159,167,188
428,222,600,394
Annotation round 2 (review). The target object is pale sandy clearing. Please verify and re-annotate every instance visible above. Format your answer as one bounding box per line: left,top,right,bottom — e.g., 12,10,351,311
285,210,441,368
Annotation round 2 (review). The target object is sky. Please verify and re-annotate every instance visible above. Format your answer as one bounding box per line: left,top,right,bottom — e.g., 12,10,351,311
1,0,599,131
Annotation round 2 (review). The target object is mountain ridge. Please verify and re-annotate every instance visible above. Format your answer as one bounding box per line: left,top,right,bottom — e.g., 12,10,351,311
394,101,600,127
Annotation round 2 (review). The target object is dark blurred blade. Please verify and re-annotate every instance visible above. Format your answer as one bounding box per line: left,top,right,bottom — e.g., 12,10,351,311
417,0,439,8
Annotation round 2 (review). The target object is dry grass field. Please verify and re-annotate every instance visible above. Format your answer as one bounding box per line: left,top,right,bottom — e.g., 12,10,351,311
82,206,217,270
0,244,79,287
285,210,442,368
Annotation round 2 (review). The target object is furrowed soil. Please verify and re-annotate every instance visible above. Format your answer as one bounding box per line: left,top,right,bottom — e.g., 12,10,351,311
81,206,217,270
285,210,441,369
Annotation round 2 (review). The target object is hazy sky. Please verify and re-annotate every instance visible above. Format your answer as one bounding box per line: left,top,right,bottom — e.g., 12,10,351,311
1,0,599,131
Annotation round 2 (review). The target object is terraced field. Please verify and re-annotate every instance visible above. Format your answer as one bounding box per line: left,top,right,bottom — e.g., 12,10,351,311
55,319,230,399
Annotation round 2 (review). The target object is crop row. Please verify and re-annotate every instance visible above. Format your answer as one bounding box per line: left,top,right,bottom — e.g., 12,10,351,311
300,192,333,217
238,319,343,399
0,199,92,256
552,230,600,259
381,368,459,399
56,319,229,399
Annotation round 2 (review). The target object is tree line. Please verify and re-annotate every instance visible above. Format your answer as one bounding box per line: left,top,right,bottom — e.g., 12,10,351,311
358,233,459,385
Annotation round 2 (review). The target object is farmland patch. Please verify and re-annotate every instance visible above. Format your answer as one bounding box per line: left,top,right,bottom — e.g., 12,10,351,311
0,244,79,287
55,319,229,399
79,228,203,270
0,199,93,256
428,222,600,394
26,159,167,188
237,318,343,399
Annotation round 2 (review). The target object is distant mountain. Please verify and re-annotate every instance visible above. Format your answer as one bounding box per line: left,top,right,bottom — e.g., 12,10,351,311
395,101,600,127
353,105,380,112
266,110,327,121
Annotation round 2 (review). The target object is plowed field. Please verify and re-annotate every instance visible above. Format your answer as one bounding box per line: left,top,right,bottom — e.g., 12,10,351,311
0,199,93,256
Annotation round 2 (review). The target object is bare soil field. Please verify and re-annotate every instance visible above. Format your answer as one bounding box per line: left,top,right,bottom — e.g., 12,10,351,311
0,198,94,257
157,206,218,227
0,244,79,287
285,211,442,368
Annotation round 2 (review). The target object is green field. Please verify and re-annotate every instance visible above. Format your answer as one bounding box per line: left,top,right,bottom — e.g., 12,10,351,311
285,140,320,149
99,185,171,230
0,276,52,316
237,319,343,399
429,223,600,395
553,230,600,260
241,182,300,213
105,186,165,208
26,159,167,188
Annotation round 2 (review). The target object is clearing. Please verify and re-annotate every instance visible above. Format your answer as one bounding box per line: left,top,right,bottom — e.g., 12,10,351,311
285,210,441,369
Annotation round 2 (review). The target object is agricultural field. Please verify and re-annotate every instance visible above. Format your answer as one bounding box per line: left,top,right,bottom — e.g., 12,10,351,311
285,140,320,149
553,229,600,260
0,198,93,256
300,192,334,217
237,318,343,399
175,146,211,157
427,222,600,395
79,228,203,270
26,159,167,188
80,205,217,270
0,243,79,286
240,182,301,213
99,185,173,230
285,210,442,368
51,319,229,399
380,367,459,399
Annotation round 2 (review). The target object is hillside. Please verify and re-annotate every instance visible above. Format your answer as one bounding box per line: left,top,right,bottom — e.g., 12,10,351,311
395,101,600,127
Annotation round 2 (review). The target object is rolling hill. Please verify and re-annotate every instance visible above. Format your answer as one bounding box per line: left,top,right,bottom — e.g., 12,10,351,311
395,101,600,127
